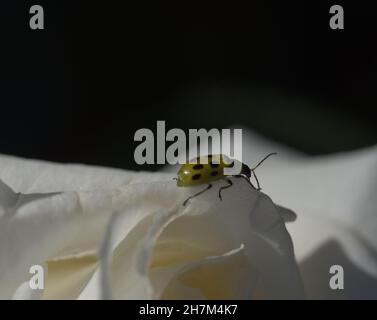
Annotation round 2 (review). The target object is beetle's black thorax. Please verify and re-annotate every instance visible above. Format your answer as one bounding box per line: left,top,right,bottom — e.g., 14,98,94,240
240,163,251,178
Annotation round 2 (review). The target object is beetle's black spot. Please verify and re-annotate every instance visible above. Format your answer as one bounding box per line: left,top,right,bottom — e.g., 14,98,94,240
210,171,219,176
210,162,220,168
193,164,204,170
192,173,201,180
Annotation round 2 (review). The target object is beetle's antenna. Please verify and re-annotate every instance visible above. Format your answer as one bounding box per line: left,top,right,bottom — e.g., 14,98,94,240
251,152,277,171
251,170,261,191
249,152,277,191
172,177,177,181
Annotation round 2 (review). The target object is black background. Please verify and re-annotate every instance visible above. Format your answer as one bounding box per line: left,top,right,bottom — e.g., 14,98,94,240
1,1,376,170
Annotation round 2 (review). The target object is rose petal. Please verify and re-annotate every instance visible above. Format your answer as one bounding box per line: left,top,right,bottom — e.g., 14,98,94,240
240,127,377,298
94,178,304,299
1,148,304,299
151,244,254,300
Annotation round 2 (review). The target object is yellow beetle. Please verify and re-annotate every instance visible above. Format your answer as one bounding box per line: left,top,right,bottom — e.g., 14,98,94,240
175,153,276,206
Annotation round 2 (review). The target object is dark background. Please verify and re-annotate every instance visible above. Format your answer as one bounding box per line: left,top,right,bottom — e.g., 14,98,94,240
1,1,376,170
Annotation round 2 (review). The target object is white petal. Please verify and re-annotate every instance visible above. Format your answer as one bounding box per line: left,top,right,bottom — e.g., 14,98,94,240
0,181,113,298
151,244,253,300
95,177,304,299
43,255,98,299
240,128,377,298
12,281,44,300
1,151,304,299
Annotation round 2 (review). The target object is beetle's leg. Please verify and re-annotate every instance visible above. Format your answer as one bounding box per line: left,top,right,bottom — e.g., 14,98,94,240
183,184,212,206
218,178,233,201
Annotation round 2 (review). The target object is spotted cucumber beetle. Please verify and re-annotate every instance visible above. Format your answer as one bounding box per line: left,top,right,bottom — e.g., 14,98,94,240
175,153,277,206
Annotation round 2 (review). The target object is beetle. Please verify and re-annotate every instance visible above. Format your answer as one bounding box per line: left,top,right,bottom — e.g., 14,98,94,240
175,153,277,206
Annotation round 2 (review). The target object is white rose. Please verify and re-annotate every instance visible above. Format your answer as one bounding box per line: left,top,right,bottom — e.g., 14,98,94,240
0,152,304,299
